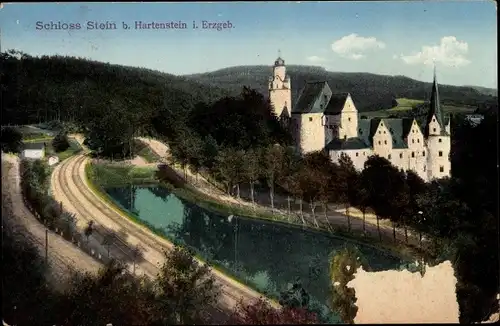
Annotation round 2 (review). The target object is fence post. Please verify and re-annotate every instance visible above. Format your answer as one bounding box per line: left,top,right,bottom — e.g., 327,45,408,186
45,229,48,265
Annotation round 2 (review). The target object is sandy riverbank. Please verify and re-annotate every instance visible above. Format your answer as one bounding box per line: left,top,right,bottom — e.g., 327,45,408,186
348,260,460,323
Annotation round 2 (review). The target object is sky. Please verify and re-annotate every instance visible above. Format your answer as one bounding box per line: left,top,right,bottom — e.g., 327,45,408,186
0,1,497,88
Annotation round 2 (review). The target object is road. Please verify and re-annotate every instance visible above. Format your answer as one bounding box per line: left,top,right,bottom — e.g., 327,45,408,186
137,137,421,247
1,153,101,290
50,152,272,322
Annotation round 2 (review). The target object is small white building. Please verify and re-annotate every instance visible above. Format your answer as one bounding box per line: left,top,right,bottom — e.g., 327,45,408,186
21,142,46,160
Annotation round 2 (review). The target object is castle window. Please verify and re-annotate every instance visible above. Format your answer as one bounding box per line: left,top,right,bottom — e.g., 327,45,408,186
379,131,381,134
348,117,351,122
417,139,420,143
388,154,392,160
400,153,403,159
424,165,426,172
433,118,436,122
440,166,444,172
356,152,359,157
438,138,442,143
411,152,415,158
433,128,436,132
423,151,425,156
378,141,381,145
309,117,313,122
439,151,443,157
383,131,386,134
384,140,387,145
412,139,415,144
363,152,366,156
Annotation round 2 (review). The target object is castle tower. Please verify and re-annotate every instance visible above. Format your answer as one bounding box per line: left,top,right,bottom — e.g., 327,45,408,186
268,51,292,120
425,66,451,180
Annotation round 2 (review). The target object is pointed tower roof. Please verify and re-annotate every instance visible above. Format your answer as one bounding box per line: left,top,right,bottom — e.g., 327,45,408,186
424,65,446,136
274,50,285,66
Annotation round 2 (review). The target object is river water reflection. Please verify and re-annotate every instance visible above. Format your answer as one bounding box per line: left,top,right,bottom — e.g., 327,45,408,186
105,185,406,322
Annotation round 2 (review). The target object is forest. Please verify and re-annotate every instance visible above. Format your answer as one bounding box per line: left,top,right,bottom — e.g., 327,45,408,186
186,65,498,112
1,51,498,323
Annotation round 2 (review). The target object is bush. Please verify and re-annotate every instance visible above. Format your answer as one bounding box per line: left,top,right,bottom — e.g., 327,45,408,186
52,132,70,152
0,127,23,153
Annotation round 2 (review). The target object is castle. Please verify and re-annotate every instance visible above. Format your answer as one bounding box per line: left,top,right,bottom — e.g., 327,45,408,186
268,56,451,182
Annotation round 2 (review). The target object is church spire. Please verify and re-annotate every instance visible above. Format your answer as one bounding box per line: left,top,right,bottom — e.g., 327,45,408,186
424,64,446,136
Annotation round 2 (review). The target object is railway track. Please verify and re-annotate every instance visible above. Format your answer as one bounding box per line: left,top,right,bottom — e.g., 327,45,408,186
51,154,271,319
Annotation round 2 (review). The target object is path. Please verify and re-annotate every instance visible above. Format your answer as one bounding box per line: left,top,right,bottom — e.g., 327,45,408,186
1,153,101,290
136,137,421,247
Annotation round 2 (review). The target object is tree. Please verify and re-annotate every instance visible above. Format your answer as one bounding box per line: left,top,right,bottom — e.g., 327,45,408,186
263,144,286,210
101,231,115,258
131,244,144,275
0,126,23,153
154,246,220,324
329,246,364,324
361,155,396,241
215,147,238,195
230,297,319,325
297,163,324,228
337,154,358,232
404,170,427,242
242,148,262,206
84,220,94,243
348,174,369,234
57,260,158,326
52,131,70,152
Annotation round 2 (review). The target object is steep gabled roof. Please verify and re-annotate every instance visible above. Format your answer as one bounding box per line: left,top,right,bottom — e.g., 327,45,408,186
424,67,448,136
325,137,370,150
334,117,415,152
292,81,328,114
324,93,349,115
383,118,411,149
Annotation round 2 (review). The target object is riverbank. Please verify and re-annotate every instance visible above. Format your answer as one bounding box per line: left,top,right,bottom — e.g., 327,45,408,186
84,160,284,310
87,159,427,263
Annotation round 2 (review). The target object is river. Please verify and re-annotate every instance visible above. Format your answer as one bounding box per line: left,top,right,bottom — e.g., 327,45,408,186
104,184,407,322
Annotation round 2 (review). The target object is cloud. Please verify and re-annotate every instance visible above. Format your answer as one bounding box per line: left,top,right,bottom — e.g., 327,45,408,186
331,33,386,60
398,36,470,67
306,55,327,63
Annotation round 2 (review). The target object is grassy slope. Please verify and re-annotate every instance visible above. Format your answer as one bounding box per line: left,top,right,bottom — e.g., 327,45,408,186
184,65,497,112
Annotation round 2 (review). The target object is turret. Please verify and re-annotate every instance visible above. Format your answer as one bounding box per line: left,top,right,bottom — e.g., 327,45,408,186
425,66,451,180
268,51,292,120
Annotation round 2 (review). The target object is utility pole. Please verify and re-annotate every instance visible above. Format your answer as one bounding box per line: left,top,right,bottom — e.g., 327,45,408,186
45,228,48,265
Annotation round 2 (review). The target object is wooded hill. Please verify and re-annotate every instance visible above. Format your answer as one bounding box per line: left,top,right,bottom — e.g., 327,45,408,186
185,65,498,112
1,52,496,127
0,50,232,126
